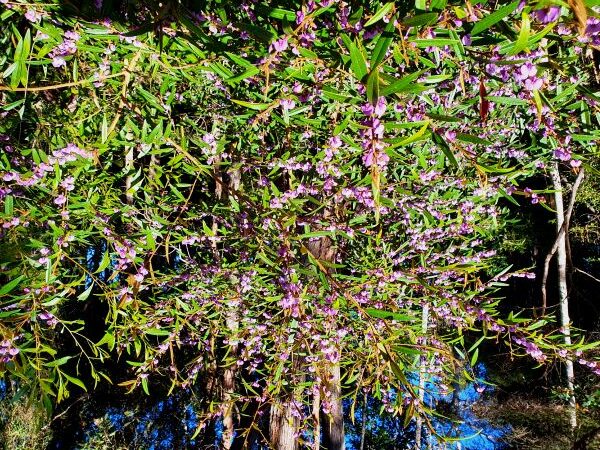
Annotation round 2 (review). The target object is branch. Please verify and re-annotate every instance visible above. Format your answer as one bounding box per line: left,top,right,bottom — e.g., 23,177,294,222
574,267,600,285
540,167,585,316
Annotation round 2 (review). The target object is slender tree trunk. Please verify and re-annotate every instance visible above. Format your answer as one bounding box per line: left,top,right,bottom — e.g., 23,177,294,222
414,304,429,450
306,232,344,450
221,307,239,450
217,161,242,449
322,363,345,450
359,393,367,450
313,387,321,450
551,163,577,430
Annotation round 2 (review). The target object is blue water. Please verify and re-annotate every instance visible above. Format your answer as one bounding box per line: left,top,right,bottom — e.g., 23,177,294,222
424,364,511,449
73,363,509,449
344,364,510,449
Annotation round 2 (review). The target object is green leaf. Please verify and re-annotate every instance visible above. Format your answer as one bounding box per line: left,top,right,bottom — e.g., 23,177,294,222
364,2,394,27
95,251,111,274
226,67,260,84
471,1,520,36
256,6,296,21
387,121,430,148
411,38,459,47
63,373,87,392
141,376,150,395
366,69,380,105
455,133,493,146
402,12,439,27
4,195,13,216
508,12,530,55
470,348,479,367
432,132,458,167
341,35,368,81
381,70,426,96
136,86,165,112
371,18,395,67
77,285,94,301
96,332,116,351
45,356,72,368
0,275,24,296
145,328,171,336
366,308,415,321
486,96,528,106
231,99,270,110
11,30,30,88
225,52,256,69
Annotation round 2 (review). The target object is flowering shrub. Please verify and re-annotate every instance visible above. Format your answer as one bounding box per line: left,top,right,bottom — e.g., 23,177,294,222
1,0,600,446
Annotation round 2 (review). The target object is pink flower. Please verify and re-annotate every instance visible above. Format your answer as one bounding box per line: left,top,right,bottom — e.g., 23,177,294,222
25,9,41,23
270,37,288,53
64,31,80,41
54,194,67,205
374,97,387,117
532,6,560,24
280,99,296,110
52,56,66,68
524,77,543,91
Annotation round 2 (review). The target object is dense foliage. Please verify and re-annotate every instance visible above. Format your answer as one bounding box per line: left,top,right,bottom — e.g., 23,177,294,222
1,0,600,448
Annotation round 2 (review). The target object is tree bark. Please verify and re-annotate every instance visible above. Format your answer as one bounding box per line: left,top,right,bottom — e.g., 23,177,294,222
313,387,321,450
540,167,584,316
270,399,299,450
551,163,577,430
414,304,429,450
219,163,242,449
322,363,345,450
359,393,366,450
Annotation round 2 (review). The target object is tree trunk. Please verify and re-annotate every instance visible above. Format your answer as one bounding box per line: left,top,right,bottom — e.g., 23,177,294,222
270,399,299,450
551,163,577,430
414,304,429,449
359,393,366,450
322,363,345,450
221,307,239,450
219,163,242,449
313,387,321,450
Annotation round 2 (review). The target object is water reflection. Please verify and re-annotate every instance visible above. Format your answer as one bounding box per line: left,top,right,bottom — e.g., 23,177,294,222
71,364,509,449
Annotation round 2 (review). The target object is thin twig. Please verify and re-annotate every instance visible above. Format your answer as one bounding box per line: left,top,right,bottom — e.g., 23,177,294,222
106,51,143,138
41,395,87,430
574,267,600,285
540,167,585,316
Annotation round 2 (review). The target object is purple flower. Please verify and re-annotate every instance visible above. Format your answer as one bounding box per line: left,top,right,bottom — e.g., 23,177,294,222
270,37,288,53
328,136,342,148
519,62,537,80
532,6,560,24
554,147,571,161
25,9,41,23
524,77,543,91
60,176,75,191
374,97,387,117
52,56,66,68
280,98,296,110
64,31,80,41
361,103,375,117
587,17,600,35
54,194,67,205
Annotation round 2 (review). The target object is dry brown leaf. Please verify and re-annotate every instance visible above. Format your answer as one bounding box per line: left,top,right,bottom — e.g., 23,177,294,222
568,0,588,36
